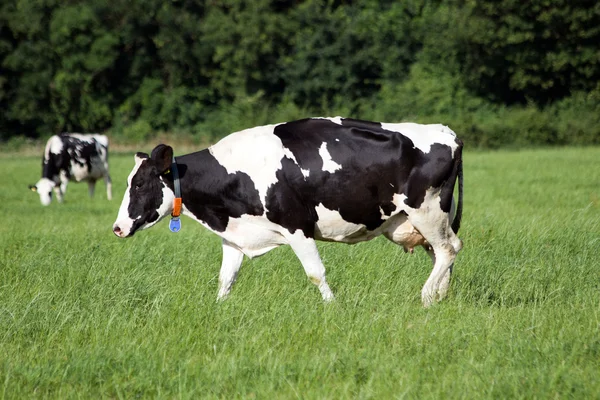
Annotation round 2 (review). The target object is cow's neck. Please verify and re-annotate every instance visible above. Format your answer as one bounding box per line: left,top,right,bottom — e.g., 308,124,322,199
42,157,60,181
164,150,232,232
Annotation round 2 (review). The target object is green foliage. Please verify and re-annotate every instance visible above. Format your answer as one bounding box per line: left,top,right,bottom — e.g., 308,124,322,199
0,0,599,147
1,0,58,137
199,0,294,101
119,119,153,143
549,90,600,145
455,0,600,105
374,61,484,120
48,3,120,131
1,148,600,397
193,91,311,141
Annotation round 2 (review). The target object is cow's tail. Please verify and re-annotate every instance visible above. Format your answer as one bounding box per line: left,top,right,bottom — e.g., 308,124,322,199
451,156,463,234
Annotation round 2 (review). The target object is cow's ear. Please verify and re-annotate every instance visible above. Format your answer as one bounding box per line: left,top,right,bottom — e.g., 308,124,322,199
150,144,173,174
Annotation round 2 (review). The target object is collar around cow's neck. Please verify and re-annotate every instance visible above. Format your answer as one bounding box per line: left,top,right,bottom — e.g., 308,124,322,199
169,157,182,232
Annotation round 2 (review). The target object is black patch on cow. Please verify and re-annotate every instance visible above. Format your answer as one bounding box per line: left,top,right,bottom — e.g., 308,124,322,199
164,150,264,232
265,157,319,237
340,117,383,131
63,134,95,172
267,118,459,235
439,140,463,215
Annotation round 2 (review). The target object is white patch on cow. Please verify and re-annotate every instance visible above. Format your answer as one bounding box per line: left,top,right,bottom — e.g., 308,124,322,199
47,136,63,157
318,142,341,173
214,214,288,258
315,116,343,125
176,208,287,259
34,178,55,206
70,159,89,182
282,147,297,163
335,138,340,142
209,123,287,209
149,184,176,227
313,203,372,243
379,206,391,220
381,123,459,156
113,158,144,236
392,193,410,212
391,190,451,236
397,189,435,206
114,188,134,236
283,148,309,178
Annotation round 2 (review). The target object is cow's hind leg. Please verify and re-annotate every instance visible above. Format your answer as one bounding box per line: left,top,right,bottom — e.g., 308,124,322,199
88,180,96,198
422,241,456,307
410,210,462,307
217,239,245,301
424,247,453,301
287,232,334,302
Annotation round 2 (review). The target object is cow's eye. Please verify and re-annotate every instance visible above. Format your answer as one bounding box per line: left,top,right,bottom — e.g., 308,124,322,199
135,185,141,191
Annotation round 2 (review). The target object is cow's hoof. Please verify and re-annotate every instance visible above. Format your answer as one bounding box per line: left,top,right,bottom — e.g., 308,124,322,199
421,291,436,308
322,294,335,303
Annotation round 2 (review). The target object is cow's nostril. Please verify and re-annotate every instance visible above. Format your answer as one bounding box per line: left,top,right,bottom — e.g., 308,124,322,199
113,225,122,236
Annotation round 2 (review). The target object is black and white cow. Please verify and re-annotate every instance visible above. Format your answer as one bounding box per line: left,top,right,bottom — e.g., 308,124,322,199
30,133,112,205
113,117,463,307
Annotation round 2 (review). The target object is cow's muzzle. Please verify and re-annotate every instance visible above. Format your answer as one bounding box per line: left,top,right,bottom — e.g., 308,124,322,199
112,224,127,238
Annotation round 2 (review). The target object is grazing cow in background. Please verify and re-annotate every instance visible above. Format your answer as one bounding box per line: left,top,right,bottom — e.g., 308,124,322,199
30,133,112,206
112,117,463,307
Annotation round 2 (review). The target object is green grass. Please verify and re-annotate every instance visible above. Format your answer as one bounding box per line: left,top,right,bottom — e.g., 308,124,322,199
1,147,599,399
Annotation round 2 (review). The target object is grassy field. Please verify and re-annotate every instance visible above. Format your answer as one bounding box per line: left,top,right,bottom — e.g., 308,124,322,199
1,146,599,399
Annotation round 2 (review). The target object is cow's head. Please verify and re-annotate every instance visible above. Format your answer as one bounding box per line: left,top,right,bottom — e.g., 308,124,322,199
29,178,56,206
113,144,175,238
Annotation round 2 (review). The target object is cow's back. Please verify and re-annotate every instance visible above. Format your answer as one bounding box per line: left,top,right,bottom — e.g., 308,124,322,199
210,117,459,181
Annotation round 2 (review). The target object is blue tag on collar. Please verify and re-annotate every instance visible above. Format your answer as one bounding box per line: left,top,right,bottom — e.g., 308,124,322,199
169,217,181,233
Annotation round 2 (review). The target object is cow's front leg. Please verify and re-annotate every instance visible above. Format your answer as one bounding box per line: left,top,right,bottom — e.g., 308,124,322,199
59,172,68,196
217,239,244,301
54,185,64,203
105,174,113,200
88,180,96,198
287,232,334,302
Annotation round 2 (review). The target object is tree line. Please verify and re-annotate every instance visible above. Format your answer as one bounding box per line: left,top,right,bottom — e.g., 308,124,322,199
1,0,599,148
